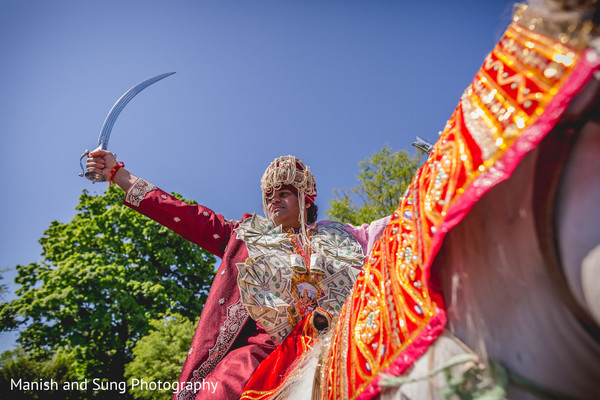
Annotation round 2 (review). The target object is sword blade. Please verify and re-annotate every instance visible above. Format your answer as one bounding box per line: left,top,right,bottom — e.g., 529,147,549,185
97,72,175,150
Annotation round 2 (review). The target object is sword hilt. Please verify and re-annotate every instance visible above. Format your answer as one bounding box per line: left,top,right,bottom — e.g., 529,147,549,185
79,150,107,183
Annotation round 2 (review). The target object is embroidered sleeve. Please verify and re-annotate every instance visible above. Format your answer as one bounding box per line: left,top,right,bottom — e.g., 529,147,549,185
125,178,157,206
123,178,234,258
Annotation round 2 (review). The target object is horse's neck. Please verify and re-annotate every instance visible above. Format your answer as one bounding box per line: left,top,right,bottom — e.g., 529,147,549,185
556,121,600,328
434,148,600,399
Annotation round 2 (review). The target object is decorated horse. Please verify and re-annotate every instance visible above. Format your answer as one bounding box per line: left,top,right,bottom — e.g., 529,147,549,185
240,1,600,399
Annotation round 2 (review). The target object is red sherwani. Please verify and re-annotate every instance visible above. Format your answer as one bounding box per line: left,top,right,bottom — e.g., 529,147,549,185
123,178,388,400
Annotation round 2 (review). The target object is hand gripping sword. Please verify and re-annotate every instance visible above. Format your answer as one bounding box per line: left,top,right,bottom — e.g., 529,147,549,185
79,72,175,182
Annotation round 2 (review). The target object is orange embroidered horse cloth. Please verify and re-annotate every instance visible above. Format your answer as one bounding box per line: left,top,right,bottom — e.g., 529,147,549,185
241,313,321,399
239,8,599,400
320,11,600,400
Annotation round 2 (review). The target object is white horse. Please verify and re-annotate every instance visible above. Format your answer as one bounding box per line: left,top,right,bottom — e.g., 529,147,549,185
279,88,600,400
275,2,600,399
380,92,600,399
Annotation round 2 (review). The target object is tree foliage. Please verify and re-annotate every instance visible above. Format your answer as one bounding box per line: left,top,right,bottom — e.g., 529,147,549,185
0,185,215,385
124,314,196,400
327,145,423,225
0,271,6,300
0,348,83,400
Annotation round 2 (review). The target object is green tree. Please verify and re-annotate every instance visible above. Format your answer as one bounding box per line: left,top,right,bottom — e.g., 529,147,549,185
0,347,83,400
0,269,8,299
124,314,196,400
0,185,215,390
327,145,423,225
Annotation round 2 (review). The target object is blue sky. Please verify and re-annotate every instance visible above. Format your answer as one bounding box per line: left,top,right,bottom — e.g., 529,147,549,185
0,0,516,352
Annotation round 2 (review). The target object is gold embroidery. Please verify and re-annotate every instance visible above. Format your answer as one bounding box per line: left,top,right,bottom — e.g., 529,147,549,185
176,302,248,400
125,178,156,207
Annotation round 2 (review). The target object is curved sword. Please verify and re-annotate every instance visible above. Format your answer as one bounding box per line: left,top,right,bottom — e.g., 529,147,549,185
79,72,176,182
